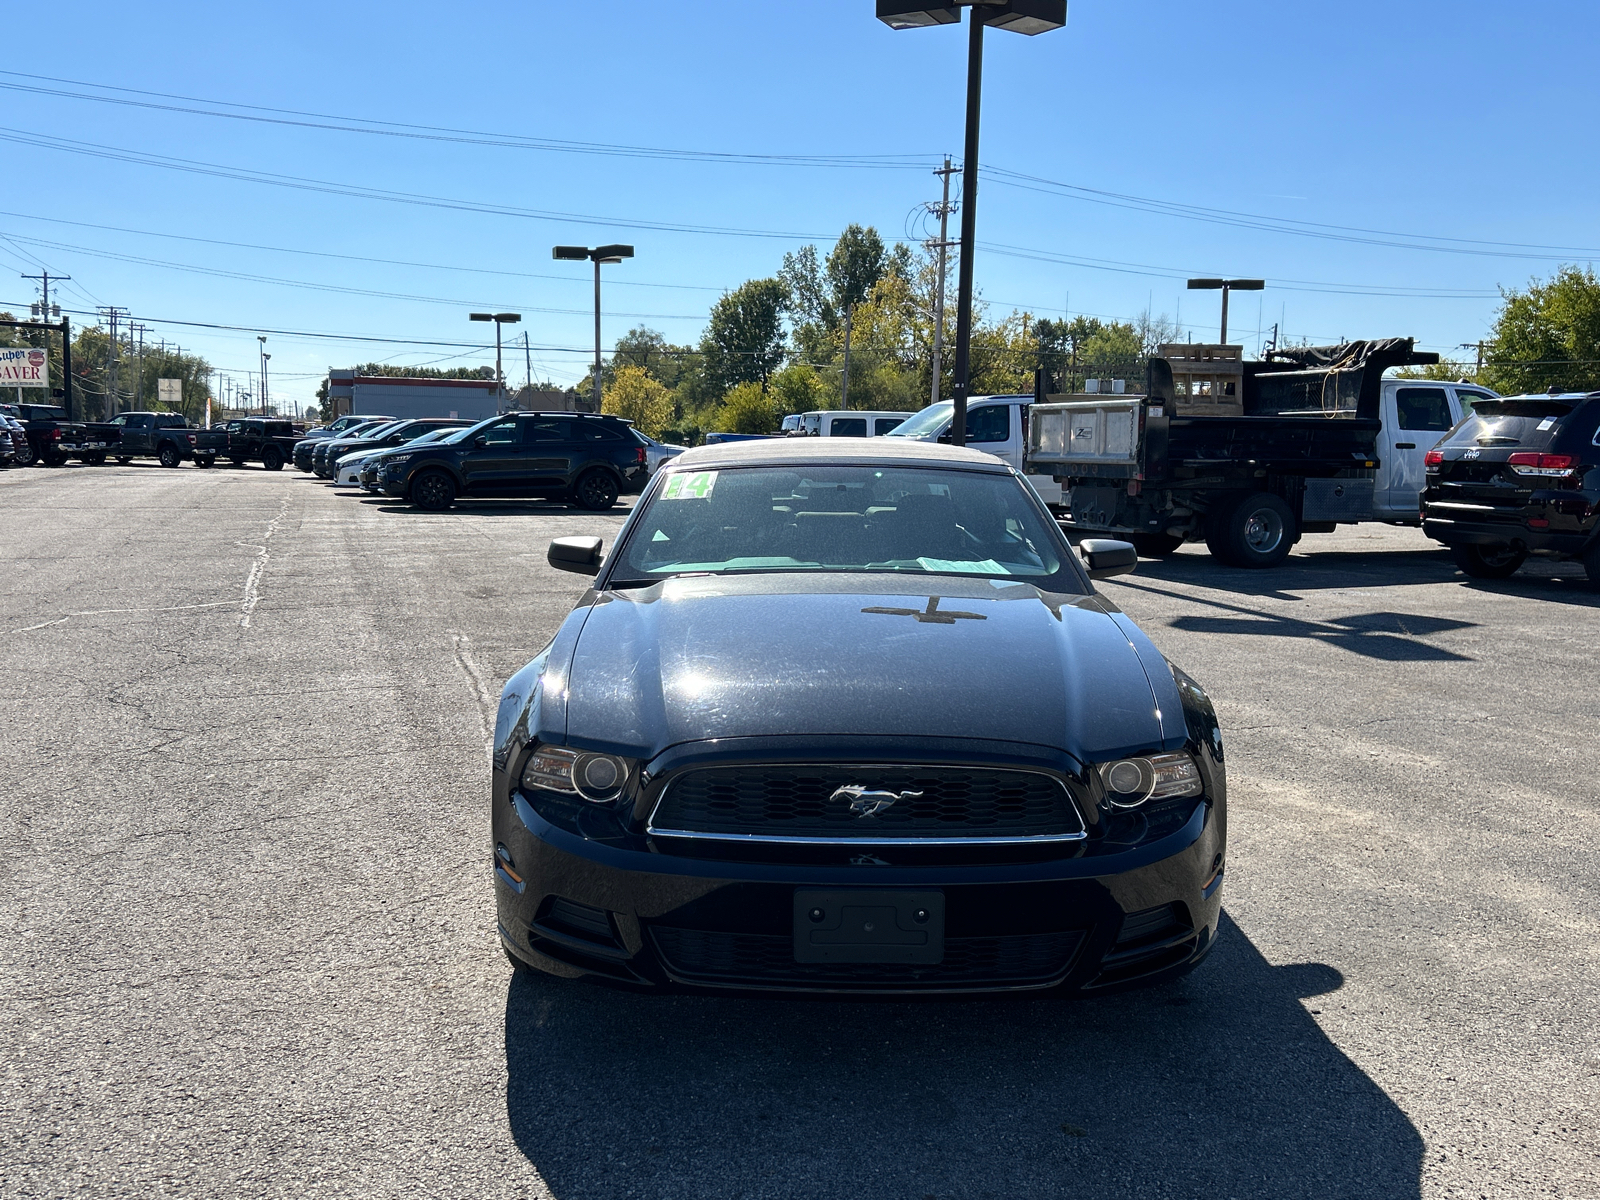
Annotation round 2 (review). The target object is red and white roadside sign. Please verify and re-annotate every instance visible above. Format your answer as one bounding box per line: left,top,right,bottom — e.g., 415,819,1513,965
0,347,49,388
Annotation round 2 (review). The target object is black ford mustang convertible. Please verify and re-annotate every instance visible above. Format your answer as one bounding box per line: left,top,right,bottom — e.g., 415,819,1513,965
491,438,1226,995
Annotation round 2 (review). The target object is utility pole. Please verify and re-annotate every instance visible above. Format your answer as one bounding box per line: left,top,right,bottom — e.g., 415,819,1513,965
523,331,532,394
131,322,147,408
257,336,269,415
101,306,127,417
1459,341,1485,376
926,156,957,409
1264,322,1279,357
23,272,68,319
840,307,854,410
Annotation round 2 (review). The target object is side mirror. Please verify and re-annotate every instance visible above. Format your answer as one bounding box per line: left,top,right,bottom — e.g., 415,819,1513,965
548,536,603,576
936,431,953,444
1079,538,1137,581
473,435,488,449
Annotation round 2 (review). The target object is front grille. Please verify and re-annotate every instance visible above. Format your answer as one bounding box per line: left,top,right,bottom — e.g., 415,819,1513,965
649,926,1083,989
648,765,1083,842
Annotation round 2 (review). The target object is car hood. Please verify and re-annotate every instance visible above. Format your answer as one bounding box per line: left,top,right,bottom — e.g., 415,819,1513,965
559,573,1184,764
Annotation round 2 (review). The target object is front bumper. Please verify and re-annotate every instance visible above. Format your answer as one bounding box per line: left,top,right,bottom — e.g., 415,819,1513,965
494,796,1224,995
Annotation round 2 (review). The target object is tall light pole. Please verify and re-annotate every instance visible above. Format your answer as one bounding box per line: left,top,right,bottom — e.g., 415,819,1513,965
1186,278,1264,345
878,1,1067,445
470,312,522,407
257,335,269,415
553,244,634,412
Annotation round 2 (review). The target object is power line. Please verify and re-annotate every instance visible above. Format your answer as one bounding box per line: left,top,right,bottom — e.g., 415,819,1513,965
0,69,934,170
0,127,836,242
0,209,726,292
984,166,1600,263
0,230,705,319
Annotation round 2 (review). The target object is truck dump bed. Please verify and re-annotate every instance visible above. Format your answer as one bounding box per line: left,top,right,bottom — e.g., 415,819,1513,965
1028,338,1435,484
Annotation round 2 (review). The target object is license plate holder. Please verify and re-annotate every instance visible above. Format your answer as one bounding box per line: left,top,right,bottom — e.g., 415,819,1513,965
793,889,944,964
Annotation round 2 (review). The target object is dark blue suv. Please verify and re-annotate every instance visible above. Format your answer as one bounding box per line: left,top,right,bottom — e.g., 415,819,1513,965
378,411,649,511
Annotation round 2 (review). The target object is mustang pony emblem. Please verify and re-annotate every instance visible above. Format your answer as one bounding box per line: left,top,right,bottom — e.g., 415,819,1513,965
832,785,922,818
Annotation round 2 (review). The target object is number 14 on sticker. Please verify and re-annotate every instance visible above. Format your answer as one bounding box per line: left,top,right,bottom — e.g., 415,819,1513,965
663,471,717,499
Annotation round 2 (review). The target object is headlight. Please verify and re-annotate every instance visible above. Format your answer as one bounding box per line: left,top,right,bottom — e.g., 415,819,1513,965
1097,751,1202,808
520,744,633,803
385,453,413,465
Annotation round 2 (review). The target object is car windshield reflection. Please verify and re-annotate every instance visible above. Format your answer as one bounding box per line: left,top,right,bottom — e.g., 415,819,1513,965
611,465,1077,589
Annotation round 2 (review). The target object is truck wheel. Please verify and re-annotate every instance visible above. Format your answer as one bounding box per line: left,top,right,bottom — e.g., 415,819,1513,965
1452,542,1526,580
230,456,247,468
1130,533,1183,558
83,452,106,466
116,456,132,465
570,468,619,512
158,443,181,469
262,446,285,471
410,470,456,511
41,450,68,468
194,456,214,469
1208,492,1294,568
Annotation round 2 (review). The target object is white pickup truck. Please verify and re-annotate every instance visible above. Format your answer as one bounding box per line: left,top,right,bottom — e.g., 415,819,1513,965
883,394,1065,510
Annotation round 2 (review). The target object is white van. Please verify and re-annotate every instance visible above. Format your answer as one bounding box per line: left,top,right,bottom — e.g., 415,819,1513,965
885,395,1065,510
795,410,909,438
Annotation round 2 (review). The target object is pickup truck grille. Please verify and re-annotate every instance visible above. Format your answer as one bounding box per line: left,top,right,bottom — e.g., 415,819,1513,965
647,765,1084,843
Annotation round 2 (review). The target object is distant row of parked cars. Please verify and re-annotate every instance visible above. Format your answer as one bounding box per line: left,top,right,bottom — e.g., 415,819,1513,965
0,402,302,470
299,411,686,510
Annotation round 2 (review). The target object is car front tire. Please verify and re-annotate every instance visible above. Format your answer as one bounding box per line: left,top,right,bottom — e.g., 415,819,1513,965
1452,542,1526,580
15,441,36,467
410,469,456,511
571,468,620,512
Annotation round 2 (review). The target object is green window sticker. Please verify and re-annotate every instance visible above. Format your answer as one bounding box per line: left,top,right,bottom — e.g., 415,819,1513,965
663,471,717,500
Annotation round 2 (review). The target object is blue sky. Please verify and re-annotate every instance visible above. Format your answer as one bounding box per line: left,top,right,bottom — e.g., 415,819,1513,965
3,0,1596,413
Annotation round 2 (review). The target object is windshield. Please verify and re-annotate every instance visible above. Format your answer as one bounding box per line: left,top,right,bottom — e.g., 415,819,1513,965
1441,400,1575,451
612,464,1081,590
883,402,952,440
352,421,406,440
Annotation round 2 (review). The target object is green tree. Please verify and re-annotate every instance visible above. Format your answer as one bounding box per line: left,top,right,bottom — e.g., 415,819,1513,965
602,364,675,437
713,381,777,433
700,278,787,394
1481,266,1600,394
769,362,831,417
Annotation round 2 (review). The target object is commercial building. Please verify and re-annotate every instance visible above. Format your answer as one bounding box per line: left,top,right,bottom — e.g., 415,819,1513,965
325,371,504,421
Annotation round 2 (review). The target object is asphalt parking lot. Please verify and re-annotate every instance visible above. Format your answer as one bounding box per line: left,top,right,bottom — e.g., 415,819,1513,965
2,462,1597,1200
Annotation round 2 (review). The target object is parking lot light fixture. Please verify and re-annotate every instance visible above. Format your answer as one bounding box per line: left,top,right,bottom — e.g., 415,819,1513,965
877,1,1067,446
1186,278,1264,345
471,312,522,404
553,245,636,412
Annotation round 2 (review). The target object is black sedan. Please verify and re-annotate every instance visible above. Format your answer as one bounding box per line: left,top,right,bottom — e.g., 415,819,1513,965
490,438,1227,995
1422,390,1600,585
378,411,649,510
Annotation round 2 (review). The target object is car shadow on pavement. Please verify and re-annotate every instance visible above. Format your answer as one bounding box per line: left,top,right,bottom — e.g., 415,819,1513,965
503,913,1420,1200
1128,547,1461,600
1112,577,1478,662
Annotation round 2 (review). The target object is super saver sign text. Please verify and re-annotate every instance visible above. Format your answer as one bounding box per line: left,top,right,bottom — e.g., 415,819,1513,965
0,348,49,388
